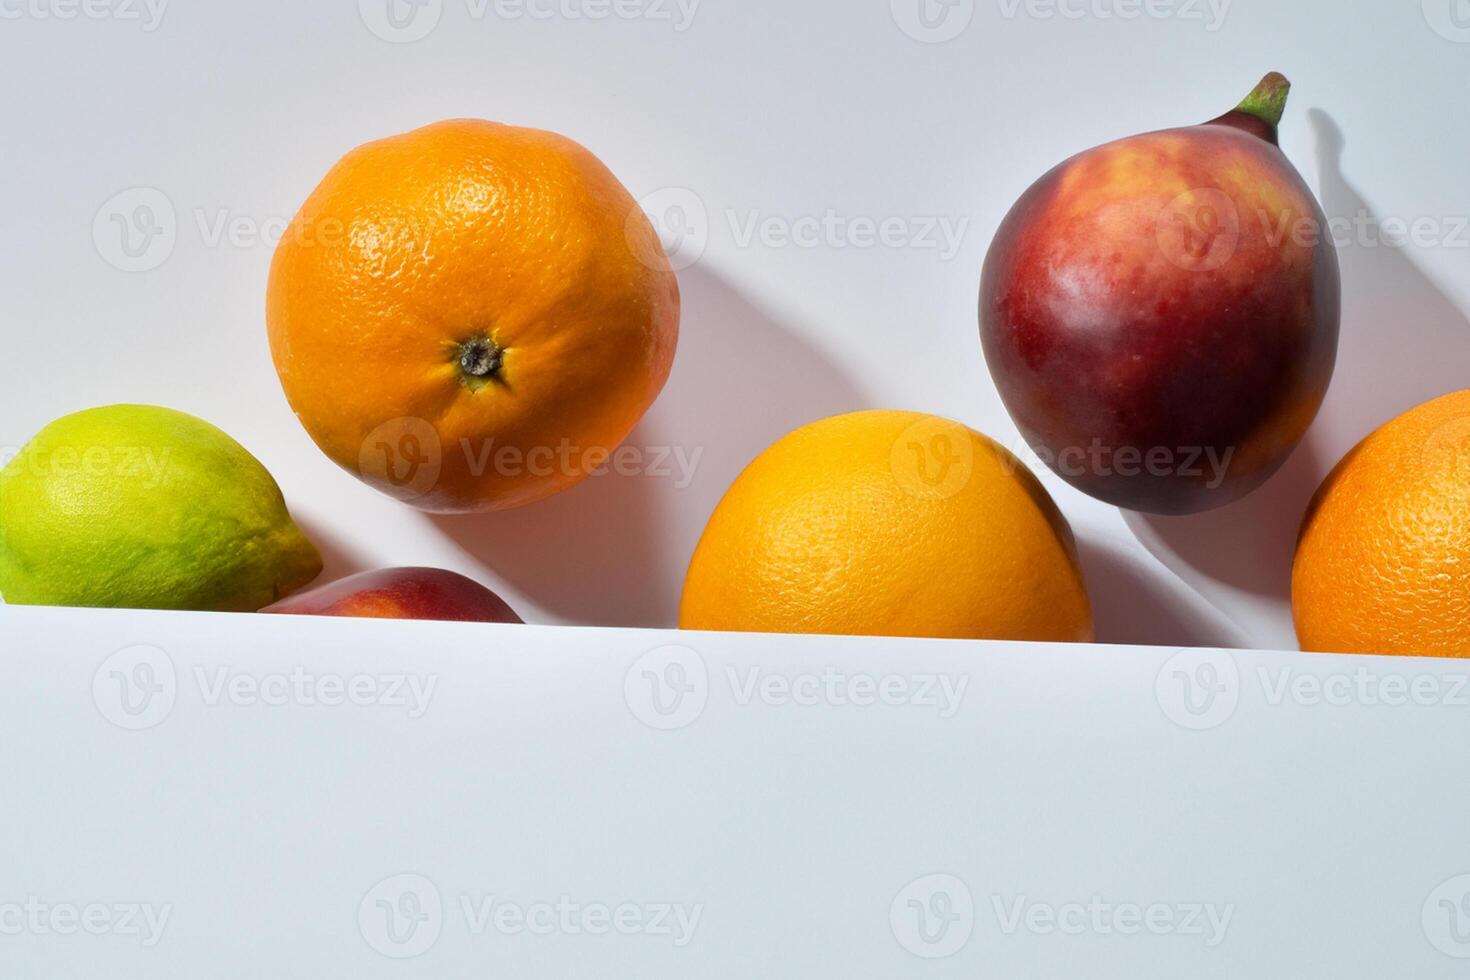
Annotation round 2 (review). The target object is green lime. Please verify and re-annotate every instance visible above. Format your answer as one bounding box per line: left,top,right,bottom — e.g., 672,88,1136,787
0,405,322,611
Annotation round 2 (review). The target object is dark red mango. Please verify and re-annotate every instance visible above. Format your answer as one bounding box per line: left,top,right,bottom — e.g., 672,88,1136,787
980,74,1340,515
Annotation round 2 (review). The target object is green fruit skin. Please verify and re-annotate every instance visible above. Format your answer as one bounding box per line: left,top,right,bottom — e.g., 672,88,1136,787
0,405,322,612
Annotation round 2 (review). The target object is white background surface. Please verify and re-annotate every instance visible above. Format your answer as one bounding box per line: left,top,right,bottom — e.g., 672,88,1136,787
2,0,1469,648
7,605,1470,975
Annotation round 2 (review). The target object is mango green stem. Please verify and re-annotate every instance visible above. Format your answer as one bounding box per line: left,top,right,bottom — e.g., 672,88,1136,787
1236,72,1290,129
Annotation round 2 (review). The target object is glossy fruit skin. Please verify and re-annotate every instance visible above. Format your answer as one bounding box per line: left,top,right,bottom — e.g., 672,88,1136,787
981,116,1340,515
268,119,679,513
1293,391,1470,658
0,405,321,611
679,410,1093,642
262,567,523,623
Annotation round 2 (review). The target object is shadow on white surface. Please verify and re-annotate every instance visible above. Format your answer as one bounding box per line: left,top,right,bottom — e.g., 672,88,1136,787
427,266,870,628
291,515,376,590
1128,109,1470,616
1124,439,1328,604
1076,536,1248,649
1306,108,1470,436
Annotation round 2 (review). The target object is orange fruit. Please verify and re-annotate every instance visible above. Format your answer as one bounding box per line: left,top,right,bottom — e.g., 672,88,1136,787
679,410,1093,641
1293,390,1470,657
267,119,679,513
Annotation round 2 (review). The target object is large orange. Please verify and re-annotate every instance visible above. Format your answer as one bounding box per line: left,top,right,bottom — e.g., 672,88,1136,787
679,411,1094,641
1293,390,1470,657
268,119,679,512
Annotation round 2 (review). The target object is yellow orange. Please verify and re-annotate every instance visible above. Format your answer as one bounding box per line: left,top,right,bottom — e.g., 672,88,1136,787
267,119,679,512
1293,390,1470,657
679,411,1093,641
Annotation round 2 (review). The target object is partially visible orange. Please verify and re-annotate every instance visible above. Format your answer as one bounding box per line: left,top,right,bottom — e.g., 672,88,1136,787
1293,390,1470,657
679,410,1094,642
268,119,679,513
